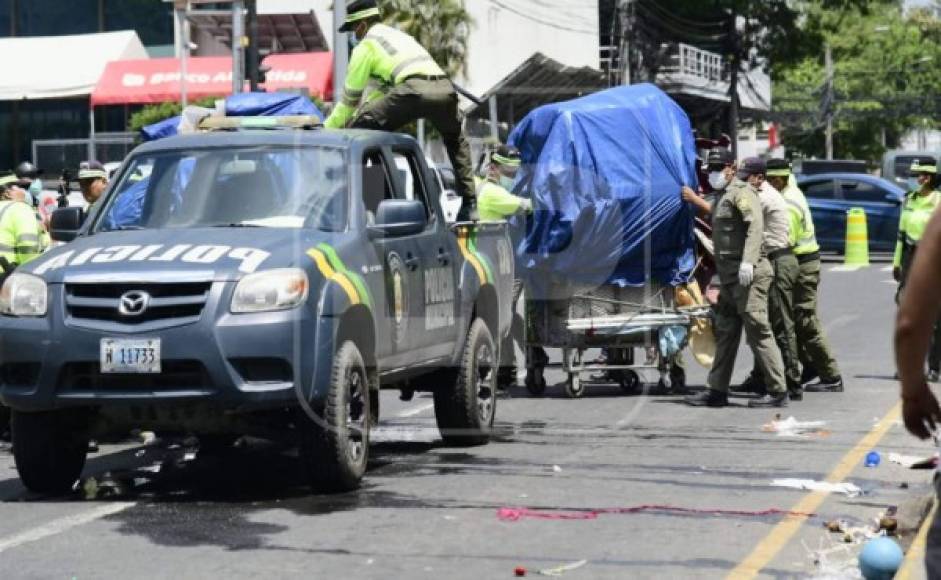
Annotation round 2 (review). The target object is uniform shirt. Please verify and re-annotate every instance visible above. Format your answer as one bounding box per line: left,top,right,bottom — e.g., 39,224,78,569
324,24,446,129
780,176,819,256
894,189,941,267
0,200,45,266
476,177,529,221
757,181,792,253
711,178,764,284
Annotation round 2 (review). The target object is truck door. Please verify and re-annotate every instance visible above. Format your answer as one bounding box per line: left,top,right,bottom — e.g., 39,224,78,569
389,147,458,360
362,149,426,364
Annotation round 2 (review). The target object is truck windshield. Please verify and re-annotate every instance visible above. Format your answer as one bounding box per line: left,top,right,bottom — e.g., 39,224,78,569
95,146,348,232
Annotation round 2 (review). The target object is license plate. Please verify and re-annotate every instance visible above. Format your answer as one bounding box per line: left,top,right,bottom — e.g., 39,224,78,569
100,338,161,374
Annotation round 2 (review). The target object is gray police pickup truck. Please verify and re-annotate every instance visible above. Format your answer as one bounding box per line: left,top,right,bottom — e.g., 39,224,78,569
0,119,514,493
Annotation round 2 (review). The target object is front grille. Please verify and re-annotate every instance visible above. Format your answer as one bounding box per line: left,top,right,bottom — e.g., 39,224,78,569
59,360,212,392
65,282,212,327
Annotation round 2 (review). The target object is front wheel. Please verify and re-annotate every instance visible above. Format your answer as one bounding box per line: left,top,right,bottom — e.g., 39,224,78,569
12,409,89,494
434,318,497,446
298,340,370,493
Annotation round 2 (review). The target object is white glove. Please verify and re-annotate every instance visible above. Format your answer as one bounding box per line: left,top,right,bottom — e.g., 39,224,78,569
738,262,754,287
519,198,533,213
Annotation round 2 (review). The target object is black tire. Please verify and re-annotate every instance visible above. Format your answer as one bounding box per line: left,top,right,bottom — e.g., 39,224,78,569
298,340,370,493
434,318,496,446
619,370,642,395
525,368,547,396
670,365,687,393
564,373,586,398
12,409,89,494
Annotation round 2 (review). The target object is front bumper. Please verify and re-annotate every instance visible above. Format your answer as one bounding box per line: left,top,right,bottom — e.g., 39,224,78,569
0,282,329,413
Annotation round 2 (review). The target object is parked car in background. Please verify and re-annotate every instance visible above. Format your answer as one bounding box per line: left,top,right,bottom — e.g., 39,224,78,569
793,159,869,176
797,173,906,253
881,149,938,190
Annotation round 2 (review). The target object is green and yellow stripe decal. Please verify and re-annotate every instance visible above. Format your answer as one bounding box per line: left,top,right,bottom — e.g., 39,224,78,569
456,227,492,284
306,244,372,308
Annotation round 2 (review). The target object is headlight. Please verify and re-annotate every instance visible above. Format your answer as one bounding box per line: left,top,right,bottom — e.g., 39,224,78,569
231,268,309,314
0,273,48,317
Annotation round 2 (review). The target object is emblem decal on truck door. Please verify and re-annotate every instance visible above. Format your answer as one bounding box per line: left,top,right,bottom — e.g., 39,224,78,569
386,252,408,345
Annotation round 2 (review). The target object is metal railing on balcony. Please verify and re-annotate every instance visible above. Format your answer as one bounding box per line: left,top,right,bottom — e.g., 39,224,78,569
660,42,727,83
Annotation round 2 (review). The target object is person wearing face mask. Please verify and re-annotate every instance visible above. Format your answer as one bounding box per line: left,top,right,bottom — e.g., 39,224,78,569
13,161,43,208
894,159,941,381
473,145,538,387
324,0,478,222
685,154,788,408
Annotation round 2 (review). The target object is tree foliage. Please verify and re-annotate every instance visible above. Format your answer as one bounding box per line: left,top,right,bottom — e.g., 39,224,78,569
377,0,473,78
773,1,941,159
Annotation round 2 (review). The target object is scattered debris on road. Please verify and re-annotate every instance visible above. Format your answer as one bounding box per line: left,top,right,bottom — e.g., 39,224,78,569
887,452,938,469
770,479,863,497
762,416,830,438
497,505,816,522
537,560,587,576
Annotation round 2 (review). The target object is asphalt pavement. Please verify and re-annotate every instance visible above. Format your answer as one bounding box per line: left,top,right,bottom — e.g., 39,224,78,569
0,260,936,579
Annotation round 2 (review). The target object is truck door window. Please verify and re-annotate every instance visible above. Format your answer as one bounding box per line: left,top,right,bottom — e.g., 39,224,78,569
362,151,394,225
391,150,434,221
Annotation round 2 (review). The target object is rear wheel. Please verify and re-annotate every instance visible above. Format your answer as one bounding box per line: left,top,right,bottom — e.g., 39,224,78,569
564,373,586,398
298,340,370,493
618,370,642,394
434,318,497,446
12,409,89,494
525,369,547,396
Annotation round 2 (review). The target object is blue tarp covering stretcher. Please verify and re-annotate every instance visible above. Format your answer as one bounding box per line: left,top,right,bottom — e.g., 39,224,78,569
509,83,698,295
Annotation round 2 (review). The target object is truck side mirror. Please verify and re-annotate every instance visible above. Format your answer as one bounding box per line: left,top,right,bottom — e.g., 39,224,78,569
368,199,427,238
50,207,84,242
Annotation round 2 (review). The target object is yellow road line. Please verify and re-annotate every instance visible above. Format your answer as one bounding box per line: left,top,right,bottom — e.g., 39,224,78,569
727,402,902,579
896,499,937,580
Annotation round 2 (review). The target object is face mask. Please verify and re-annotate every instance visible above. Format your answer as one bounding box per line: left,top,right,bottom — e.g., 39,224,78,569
28,179,41,196
499,176,515,191
708,171,729,191
348,35,360,50
908,177,921,191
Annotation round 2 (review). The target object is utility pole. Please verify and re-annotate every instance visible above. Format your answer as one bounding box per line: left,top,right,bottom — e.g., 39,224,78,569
334,1,348,104
246,0,260,91
174,0,190,108
232,0,245,95
727,8,740,158
825,43,834,160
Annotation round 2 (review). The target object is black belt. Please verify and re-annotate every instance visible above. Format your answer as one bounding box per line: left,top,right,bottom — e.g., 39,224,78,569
767,247,794,260
796,251,820,264
405,74,448,82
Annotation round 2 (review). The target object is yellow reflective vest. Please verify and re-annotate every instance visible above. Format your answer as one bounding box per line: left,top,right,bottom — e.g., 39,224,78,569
0,200,45,266
476,178,528,221
894,189,941,267
780,176,819,255
325,24,446,129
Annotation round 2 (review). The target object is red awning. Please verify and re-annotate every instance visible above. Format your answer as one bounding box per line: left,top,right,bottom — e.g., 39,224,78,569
91,52,332,106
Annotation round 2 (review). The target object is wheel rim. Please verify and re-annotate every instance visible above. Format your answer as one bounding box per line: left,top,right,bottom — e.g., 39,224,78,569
346,368,367,463
476,342,495,423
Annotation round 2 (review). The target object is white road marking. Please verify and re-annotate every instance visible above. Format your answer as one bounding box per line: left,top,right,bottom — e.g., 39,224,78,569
881,265,894,272
397,402,434,418
0,502,135,554
829,265,867,272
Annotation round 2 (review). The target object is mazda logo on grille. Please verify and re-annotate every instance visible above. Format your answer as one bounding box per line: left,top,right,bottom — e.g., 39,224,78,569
118,291,151,317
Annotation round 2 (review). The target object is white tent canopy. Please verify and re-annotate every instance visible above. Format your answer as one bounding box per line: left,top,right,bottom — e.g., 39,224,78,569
0,30,148,101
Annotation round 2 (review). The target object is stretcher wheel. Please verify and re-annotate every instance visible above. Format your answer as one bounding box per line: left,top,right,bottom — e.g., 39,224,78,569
525,368,546,396
564,373,585,399
619,370,641,395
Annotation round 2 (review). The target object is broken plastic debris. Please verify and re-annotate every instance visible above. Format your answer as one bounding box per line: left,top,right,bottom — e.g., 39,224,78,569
887,452,939,469
183,451,197,462
538,560,587,577
761,416,829,438
770,479,862,497
139,431,157,445
552,465,562,473
514,567,527,577
864,451,881,468
139,463,162,474
879,516,898,535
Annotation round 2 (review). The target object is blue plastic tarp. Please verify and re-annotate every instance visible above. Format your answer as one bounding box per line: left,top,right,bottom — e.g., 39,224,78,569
508,83,698,293
139,92,323,142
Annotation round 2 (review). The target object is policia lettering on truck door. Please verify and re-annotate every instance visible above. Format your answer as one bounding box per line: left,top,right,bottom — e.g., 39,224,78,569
685,154,788,408
894,159,941,382
325,0,479,222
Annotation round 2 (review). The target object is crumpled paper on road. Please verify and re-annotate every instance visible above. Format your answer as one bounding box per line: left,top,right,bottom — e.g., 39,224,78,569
887,452,939,469
762,416,830,438
771,479,863,497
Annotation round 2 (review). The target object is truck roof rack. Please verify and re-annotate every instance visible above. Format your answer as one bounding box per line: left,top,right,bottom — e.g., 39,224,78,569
197,115,323,132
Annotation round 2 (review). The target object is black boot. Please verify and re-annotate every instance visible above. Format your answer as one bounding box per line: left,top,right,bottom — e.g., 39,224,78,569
455,198,479,222
748,392,789,408
731,373,766,394
800,366,819,386
685,389,728,407
804,376,844,393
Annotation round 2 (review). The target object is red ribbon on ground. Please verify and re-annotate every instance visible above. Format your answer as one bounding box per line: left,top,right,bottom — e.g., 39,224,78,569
497,505,816,522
